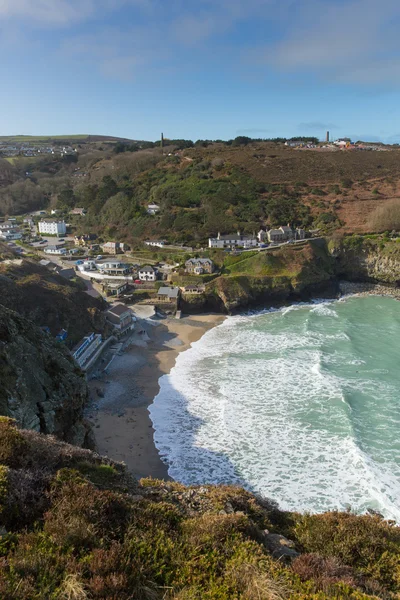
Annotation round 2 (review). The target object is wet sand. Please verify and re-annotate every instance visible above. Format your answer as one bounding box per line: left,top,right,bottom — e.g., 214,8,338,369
86,313,225,481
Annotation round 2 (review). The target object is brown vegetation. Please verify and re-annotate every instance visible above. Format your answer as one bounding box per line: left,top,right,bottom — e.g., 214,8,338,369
0,421,398,599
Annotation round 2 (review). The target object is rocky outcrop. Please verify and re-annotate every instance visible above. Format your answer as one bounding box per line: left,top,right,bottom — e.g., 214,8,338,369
205,241,338,313
331,237,400,285
0,304,93,448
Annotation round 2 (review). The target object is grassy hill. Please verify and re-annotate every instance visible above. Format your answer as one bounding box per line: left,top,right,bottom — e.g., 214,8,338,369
0,417,399,599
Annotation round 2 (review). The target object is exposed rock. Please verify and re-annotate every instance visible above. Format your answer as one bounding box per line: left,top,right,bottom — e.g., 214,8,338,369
0,304,93,448
262,531,300,561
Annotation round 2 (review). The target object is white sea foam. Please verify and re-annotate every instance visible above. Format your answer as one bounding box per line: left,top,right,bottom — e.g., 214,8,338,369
149,298,400,521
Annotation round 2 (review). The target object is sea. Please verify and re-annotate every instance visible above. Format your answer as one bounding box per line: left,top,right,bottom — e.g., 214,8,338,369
149,296,400,520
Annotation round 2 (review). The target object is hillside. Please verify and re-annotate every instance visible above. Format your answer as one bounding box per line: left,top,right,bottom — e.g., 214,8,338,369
0,307,92,446
2,140,400,240
0,249,105,346
0,417,399,599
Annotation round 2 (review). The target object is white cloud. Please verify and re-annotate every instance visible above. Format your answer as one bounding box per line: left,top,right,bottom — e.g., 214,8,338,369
0,0,149,25
0,0,95,24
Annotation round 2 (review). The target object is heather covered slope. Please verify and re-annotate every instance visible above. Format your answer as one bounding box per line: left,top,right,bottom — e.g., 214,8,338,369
0,418,398,599
3,140,400,239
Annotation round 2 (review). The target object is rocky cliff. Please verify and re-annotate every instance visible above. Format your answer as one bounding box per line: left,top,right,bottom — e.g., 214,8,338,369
0,304,93,447
330,236,400,285
205,241,337,313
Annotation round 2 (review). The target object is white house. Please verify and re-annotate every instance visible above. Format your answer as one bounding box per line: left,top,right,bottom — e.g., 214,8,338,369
98,261,131,275
44,246,67,255
208,232,258,249
144,240,166,248
38,220,66,237
147,204,160,215
138,266,157,281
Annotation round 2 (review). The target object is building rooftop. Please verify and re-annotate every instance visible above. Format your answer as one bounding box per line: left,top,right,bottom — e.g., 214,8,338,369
186,258,212,264
139,265,155,272
158,286,180,299
107,303,131,317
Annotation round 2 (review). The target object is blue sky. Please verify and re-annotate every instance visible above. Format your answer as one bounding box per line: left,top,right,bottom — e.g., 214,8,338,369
1,0,400,142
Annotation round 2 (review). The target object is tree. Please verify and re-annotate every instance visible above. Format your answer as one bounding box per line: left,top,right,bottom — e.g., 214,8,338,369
57,189,75,209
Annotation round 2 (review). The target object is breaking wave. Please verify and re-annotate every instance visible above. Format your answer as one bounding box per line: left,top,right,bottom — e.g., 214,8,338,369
149,297,400,520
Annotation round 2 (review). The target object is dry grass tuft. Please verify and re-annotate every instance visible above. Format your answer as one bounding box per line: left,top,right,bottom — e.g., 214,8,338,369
367,199,400,231
59,574,88,600
226,562,287,600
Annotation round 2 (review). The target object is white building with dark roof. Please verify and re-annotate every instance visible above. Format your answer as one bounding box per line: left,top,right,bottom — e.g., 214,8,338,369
138,266,156,281
208,232,258,249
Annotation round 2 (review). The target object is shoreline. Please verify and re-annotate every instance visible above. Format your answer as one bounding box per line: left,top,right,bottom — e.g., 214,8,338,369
86,312,225,481
338,280,400,299
85,281,398,482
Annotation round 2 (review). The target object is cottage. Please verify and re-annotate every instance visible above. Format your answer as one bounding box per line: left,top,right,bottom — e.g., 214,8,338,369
81,260,97,271
0,222,22,241
183,285,205,294
144,240,166,248
106,304,136,333
39,259,58,270
138,266,156,281
295,228,306,240
157,286,180,302
44,246,67,255
72,333,102,368
104,281,129,297
38,219,66,237
147,204,160,215
102,241,120,254
267,226,294,243
69,208,86,216
185,258,214,275
56,267,76,280
208,232,258,249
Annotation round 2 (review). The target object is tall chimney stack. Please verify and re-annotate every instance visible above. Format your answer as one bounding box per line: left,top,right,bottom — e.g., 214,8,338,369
161,133,164,148
326,131,330,143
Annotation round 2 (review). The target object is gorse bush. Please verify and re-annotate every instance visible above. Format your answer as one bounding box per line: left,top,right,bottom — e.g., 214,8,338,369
0,421,398,599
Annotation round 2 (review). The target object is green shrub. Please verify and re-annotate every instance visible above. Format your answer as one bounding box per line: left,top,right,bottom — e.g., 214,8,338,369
0,418,30,468
0,465,8,515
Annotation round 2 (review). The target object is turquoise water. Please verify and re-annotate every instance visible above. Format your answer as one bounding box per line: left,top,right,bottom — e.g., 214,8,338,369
150,296,400,519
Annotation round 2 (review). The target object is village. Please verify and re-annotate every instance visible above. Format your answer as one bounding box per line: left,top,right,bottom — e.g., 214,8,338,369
0,210,313,372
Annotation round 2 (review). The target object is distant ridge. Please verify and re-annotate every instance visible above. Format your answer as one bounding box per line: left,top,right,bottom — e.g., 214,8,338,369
0,134,135,143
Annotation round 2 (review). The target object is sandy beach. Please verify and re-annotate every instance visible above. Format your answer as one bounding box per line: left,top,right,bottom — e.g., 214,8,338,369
86,311,225,481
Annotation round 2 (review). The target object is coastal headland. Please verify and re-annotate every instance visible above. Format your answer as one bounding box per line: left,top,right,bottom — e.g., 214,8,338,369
86,311,225,480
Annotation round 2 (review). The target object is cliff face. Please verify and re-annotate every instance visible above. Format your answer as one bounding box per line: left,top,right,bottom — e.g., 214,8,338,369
331,237,400,284
0,256,106,346
205,241,337,313
0,304,93,447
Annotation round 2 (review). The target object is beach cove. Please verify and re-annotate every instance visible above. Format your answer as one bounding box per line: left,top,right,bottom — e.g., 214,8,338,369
86,311,225,480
